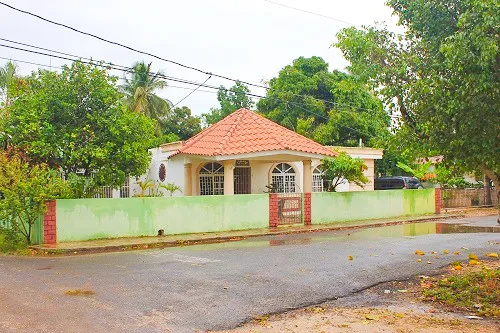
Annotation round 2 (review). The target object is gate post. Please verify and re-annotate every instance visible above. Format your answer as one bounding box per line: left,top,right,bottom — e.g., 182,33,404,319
43,200,57,244
304,193,311,225
269,193,279,227
435,187,441,214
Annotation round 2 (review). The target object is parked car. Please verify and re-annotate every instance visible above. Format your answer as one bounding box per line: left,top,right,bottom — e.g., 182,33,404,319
375,176,424,190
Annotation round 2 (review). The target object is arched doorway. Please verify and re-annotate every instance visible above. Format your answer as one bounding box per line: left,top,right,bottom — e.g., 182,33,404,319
199,162,224,195
312,166,325,192
271,163,297,193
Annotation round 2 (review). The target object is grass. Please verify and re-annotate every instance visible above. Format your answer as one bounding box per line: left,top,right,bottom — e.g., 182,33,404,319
423,264,500,317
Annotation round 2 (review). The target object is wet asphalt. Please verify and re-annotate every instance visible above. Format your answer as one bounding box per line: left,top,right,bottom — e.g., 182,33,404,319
0,216,499,333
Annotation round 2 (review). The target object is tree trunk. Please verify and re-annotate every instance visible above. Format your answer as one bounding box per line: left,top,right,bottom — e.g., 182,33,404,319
484,175,492,206
482,169,499,225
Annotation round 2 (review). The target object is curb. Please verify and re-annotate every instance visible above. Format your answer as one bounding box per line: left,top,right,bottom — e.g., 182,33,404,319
29,214,464,256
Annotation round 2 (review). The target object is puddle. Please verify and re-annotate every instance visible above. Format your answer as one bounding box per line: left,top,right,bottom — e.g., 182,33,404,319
166,222,499,252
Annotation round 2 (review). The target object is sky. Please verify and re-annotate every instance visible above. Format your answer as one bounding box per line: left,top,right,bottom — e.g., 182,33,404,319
0,0,400,116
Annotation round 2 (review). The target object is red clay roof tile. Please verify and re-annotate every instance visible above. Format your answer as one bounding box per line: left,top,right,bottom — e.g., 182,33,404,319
173,108,336,157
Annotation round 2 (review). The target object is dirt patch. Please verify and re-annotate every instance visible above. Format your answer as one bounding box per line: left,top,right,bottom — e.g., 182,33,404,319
216,261,500,333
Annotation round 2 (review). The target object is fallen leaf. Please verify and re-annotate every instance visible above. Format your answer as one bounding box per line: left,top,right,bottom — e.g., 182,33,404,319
469,259,480,265
397,289,408,293
348,256,353,260
486,252,498,258
468,253,478,260
427,261,432,264
431,251,437,254
416,259,422,262
461,247,469,250
453,251,460,255
443,250,449,254
365,315,379,321
415,250,425,255
453,265,463,270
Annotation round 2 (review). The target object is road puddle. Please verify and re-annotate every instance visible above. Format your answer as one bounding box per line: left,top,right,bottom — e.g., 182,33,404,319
173,221,499,252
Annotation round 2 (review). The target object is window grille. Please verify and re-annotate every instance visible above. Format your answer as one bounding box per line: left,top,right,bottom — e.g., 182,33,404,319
120,178,130,198
271,163,296,193
312,166,325,192
199,162,224,195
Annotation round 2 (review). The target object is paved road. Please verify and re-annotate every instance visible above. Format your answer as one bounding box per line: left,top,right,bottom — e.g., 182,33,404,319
0,216,499,333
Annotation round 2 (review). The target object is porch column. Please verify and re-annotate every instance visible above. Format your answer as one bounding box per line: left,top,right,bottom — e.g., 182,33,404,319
303,160,312,193
223,160,234,195
184,163,193,196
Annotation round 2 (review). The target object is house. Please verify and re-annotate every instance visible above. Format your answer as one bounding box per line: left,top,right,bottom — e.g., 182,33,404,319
135,108,383,196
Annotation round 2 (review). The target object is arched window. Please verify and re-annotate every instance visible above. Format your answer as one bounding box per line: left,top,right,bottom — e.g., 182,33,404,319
312,166,325,192
199,162,224,195
271,163,296,193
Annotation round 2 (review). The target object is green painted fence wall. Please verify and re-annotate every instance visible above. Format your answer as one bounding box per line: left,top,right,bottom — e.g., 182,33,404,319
311,189,435,225
56,194,269,242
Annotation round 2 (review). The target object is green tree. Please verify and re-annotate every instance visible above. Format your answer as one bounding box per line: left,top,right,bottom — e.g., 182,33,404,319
6,62,157,193
120,61,172,135
321,151,368,192
335,0,500,191
163,106,201,140
0,151,70,244
0,61,18,108
202,81,254,126
257,56,390,146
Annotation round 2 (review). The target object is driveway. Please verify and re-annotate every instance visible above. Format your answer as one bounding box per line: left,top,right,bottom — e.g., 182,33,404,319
0,216,498,332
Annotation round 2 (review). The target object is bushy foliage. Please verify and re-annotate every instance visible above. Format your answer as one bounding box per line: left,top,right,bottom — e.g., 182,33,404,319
0,151,71,243
321,152,368,192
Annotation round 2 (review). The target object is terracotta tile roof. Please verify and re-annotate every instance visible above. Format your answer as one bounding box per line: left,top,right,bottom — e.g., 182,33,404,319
172,108,336,157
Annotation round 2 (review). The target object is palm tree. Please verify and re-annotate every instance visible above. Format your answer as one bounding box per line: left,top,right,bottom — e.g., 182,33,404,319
0,61,18,108
120,62,172,136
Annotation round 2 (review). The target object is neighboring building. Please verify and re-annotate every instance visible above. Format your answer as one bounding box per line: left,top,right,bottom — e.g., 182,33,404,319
328,146,383,191
134,108,383,197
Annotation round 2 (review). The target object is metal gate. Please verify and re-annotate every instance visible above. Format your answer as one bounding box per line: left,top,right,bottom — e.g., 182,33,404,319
234,167,251,194
277,192,303,224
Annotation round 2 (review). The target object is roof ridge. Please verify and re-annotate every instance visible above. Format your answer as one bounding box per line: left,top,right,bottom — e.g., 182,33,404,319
215,109,245,155
178,110,240,153
252,112,287,150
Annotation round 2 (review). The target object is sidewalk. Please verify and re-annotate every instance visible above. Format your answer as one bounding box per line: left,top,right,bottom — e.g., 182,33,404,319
29,212,470,255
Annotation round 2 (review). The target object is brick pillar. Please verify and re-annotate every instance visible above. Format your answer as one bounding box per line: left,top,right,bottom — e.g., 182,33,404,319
435,187,441,214
43,200,57,244
304,193,312,225
269,193,279,227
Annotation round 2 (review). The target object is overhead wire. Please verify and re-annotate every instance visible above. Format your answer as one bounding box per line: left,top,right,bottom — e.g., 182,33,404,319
0,36,392,116
0,43,376,138
263,0,360,27
0,1,269,90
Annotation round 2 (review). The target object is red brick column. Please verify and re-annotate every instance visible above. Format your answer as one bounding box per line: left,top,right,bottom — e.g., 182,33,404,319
304,193,312,225
269,194,279,227
435,188,441,214
43,200,57,244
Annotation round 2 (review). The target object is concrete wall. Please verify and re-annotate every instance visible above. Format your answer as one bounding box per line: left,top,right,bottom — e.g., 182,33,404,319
55,194,269,242
311,189,436,224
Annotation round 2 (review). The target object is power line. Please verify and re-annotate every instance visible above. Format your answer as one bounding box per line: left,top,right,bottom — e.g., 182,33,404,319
0,44,378,138
264,0,359,27
171,75,212,108
0,36,393,116
0,1,269,90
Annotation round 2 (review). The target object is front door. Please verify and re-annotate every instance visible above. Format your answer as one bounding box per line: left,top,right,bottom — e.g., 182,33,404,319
234,167,251,194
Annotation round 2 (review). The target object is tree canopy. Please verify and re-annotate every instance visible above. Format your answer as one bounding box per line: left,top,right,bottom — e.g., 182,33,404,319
335,0,499,187
257,56,390,146
163,106,201,141
120,61,172,136
5,62,157,190
202,81,254,126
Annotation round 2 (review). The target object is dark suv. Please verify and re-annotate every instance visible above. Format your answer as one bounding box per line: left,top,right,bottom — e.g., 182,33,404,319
375,176,424,190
